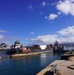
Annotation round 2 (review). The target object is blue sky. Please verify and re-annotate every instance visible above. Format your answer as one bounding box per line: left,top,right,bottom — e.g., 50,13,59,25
0,0,74,45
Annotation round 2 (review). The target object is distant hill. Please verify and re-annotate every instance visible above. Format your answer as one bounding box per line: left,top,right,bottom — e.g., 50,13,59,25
61,43,74,46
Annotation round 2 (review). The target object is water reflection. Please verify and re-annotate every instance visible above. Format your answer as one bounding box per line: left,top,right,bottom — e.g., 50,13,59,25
0,52,62,75
40,53,59,67
40,54,47,66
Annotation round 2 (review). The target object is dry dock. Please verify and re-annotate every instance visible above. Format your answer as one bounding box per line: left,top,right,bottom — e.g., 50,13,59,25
37,56,74,75
9,50,52,58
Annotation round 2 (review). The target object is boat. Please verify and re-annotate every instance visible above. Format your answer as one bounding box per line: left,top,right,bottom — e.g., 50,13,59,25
6,40,31,54
53,41,66,53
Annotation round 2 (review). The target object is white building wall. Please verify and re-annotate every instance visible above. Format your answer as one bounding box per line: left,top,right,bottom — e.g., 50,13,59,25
40,45,47,50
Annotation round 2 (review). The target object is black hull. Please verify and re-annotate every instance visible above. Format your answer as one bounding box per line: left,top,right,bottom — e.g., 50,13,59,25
6,48,22,55
53,50,66,53
6,49,16,54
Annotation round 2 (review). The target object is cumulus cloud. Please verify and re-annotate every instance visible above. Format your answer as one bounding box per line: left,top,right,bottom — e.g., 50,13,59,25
57,36,74,43
57,26,74,37
29,26,74,45
45,14,58,20
46,0,74,21
30,35,58,45
42,1,47,7
0,30,8,33
56,0,74,16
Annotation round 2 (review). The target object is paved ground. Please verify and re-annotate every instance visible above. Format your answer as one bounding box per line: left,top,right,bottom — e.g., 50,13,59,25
37,57,74,75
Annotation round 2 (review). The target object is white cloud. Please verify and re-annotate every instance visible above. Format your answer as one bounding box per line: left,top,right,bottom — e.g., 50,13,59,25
46,14,58,20
51,3,56,6
30,35,58,45
0,34,5,44
29,26,74,45
30,32,34,35
71,0,74,2
45,16,48,19
0,30,8,33
56,0,74,16
25,38,28,40
0,35,4,39
10,37,19,40
0,34,19,44
28,5,33,9
46,0,74,21
57,26,74,37
42,1,47,7
57,12,62,15
28,5,33,11
41,1,49,7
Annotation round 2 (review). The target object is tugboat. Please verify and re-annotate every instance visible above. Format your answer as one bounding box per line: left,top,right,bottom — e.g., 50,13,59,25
53,41,64,53
6,40,31,54
6,40,22,54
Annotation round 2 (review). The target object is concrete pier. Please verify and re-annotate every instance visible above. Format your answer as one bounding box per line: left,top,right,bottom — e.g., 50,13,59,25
37,57,74,75
61,51,74,60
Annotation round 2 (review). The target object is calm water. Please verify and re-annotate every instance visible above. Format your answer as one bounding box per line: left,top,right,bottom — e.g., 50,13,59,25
0,52,62,75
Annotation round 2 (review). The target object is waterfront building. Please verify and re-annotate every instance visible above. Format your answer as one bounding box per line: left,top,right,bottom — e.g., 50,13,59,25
40,45,47,50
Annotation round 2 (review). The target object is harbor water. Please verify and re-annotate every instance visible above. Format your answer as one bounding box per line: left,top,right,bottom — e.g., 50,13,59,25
0,51,62,75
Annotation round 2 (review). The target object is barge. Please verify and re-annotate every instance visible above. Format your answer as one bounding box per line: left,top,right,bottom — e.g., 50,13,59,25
9,50,52,58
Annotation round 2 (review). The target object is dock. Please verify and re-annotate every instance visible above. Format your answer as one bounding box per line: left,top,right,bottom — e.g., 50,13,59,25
61,51,74,60
9,50,52,58
37,56,74,75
